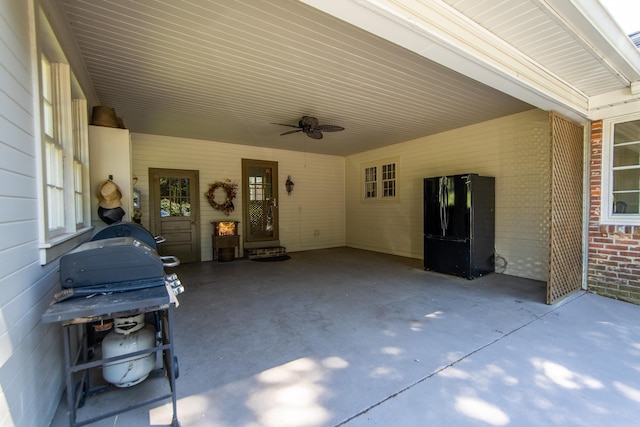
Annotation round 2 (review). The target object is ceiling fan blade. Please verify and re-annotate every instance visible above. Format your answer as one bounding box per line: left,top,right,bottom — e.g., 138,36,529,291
306,130,324,139
316,125,344,132
272,122,302,128
280,129,303,136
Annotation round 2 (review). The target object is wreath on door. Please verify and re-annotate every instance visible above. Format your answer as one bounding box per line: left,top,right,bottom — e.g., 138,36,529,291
206,179,238,216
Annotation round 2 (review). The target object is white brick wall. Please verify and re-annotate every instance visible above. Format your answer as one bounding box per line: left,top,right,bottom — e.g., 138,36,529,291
346,109,551,281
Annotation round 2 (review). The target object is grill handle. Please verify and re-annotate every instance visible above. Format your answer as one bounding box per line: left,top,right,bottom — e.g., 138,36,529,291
160,255,180,268
155,235,167,245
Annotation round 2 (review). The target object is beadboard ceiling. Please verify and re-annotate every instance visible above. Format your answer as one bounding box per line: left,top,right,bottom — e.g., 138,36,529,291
59,0,640,156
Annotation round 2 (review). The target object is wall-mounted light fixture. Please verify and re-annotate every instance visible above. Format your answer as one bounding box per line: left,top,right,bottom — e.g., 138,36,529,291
285,175,295,195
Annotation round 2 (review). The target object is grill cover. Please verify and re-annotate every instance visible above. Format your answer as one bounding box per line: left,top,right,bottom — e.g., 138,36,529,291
60,237,164,289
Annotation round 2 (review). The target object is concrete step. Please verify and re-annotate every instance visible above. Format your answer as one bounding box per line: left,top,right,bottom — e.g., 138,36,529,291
245,246,287,259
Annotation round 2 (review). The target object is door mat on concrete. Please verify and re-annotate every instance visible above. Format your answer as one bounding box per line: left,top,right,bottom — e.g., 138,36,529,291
251,255,291,262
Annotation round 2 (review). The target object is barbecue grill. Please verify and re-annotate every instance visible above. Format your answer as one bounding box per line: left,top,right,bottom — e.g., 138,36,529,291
56,222,182,301
45,223,184,425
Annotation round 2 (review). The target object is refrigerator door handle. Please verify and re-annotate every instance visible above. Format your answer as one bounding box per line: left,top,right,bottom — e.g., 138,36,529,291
438,176,448,236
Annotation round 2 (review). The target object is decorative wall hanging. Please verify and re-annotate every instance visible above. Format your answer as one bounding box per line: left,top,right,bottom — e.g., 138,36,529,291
285,175,294,195
206,179,238,216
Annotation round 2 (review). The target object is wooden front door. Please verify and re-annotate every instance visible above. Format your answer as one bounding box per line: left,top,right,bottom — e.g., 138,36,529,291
149,168,200,263
242,159,279,245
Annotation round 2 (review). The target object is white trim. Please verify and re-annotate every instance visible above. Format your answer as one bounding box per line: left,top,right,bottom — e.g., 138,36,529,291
582,123,590,291
601,112,640,224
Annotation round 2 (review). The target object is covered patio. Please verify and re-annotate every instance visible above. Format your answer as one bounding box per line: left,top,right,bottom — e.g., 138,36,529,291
50,247,640,426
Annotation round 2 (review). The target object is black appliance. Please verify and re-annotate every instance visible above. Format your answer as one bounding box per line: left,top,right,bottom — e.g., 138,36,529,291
56,236,183,302
60,237,170,289
423,173,495,279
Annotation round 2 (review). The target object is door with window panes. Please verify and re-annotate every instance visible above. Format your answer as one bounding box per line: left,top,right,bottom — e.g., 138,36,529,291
149,168,200,263
242,159,279,243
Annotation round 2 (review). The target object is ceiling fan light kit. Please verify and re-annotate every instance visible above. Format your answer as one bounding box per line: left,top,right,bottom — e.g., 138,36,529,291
274,116,344,140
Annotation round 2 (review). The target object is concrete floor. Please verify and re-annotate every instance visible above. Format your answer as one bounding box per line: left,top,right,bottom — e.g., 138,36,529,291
50,247,640,427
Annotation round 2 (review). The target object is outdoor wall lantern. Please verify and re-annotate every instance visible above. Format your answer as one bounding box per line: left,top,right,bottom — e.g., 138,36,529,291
285,175,295,195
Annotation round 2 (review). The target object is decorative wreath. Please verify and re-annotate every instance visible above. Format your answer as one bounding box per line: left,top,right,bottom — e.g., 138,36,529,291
206,179,238,216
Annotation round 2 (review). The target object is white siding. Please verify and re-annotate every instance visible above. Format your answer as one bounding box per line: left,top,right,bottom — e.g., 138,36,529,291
131,133,346,259
346,109,551,281
0,1,65,427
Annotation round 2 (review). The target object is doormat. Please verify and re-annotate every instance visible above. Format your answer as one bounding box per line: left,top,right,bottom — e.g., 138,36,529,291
251,255,291,262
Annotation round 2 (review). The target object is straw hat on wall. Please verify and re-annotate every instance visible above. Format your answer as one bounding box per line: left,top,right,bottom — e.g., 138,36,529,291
97,180,123,209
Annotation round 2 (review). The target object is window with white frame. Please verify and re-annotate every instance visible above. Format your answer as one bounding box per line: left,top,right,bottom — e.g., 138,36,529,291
362,158,399,200
42,56,65,234
72,99,88,226
364,166,377,198
381,162,396,197
38,52,90,263
603,114,640,221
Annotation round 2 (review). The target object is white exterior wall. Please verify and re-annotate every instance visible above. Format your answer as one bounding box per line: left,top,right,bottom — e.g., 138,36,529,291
346,109,551,281
0,2,65,427
131,133,346,259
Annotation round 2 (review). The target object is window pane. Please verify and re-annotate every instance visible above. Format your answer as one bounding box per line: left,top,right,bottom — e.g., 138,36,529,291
160,177,191,216
47,186,64,229
74,161,83,223
613,193,640,214
365,182,377,198
41,57,54,138
613,168,640,192
43,101,53,138
382,163,396,180
613,143,640,167
41,57,51,100
383,180,395,197
613,119,640,144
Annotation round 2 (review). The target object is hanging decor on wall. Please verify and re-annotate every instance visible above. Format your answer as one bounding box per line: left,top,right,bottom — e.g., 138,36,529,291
206,179,238,216
285,175,295,195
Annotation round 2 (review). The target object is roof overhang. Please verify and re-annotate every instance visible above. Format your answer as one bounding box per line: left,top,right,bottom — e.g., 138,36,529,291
303,0,640,122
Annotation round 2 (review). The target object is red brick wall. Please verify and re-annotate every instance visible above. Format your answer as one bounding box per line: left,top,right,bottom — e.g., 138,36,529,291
587,120,640,304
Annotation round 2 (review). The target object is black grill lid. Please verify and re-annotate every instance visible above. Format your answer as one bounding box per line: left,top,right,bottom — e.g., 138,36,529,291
60,237,164,289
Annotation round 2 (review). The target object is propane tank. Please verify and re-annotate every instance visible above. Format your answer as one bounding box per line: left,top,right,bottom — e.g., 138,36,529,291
102,314,156,387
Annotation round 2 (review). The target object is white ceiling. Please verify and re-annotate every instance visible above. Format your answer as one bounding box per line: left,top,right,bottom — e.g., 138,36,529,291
57,0,640,156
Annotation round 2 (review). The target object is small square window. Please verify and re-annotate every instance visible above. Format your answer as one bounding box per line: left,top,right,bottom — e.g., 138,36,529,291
362,158,399,201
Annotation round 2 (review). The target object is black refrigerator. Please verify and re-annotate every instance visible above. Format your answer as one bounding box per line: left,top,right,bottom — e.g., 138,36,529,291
423,173,495,279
